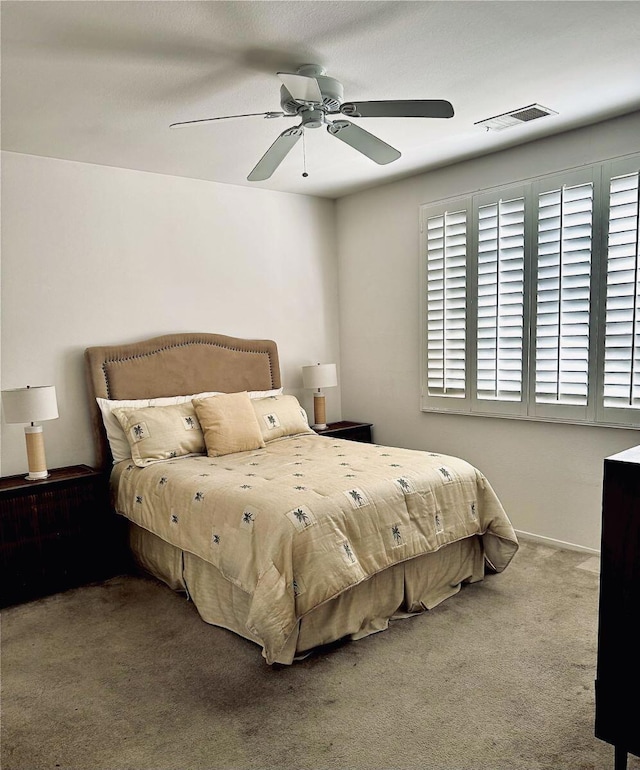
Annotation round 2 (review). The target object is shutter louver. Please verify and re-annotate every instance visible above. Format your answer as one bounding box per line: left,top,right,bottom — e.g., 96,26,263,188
426,210,467,397
476,197,525,401
535,182,593,406
603,170,640,409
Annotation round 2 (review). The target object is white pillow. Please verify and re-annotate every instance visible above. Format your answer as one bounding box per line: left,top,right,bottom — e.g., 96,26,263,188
248,388,283,400
97,387,283,463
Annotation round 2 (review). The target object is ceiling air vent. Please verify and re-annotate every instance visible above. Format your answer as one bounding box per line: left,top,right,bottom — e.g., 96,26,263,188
475,104,558,131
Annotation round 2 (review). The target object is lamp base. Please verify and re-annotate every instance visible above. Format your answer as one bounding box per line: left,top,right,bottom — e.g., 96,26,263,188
24,425,49,481
312,393,327,431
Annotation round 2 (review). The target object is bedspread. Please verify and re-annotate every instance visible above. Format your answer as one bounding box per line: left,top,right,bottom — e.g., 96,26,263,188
111,435,518,662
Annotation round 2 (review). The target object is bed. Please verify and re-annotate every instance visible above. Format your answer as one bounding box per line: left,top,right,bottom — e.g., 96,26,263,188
84,332,518,664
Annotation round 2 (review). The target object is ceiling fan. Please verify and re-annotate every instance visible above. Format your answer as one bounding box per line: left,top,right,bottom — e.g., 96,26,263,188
170,64,454,181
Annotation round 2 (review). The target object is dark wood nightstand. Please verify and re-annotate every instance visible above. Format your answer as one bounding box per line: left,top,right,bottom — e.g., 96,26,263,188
313,421,373,443
0,465,128,608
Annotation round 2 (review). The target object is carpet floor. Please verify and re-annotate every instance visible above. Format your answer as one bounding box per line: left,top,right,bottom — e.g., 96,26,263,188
1,539,638,770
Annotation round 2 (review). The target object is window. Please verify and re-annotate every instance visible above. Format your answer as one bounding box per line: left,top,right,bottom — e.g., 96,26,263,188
420,154,640,428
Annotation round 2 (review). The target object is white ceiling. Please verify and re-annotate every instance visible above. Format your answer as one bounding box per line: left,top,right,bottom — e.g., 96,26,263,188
2,1,640,199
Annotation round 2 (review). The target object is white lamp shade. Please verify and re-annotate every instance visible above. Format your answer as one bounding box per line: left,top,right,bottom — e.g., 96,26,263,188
302,363,338,391
2,385,59,424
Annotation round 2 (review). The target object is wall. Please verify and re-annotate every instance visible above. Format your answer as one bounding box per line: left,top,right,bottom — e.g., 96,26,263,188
1,152,340,475
3,115,639,551
336,111,640,552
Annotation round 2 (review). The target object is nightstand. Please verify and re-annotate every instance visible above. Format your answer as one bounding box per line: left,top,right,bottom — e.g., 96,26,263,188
0,465,127,608
313,421,373,443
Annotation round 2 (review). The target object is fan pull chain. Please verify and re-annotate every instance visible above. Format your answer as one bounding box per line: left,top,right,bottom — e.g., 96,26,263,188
302,131,309,178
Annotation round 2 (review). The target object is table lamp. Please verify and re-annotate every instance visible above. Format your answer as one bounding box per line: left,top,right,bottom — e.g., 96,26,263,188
1,385,59,480
302,363,337,430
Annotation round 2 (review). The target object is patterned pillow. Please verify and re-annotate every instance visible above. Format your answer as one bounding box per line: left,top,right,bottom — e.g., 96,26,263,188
192,391,266,457
112,402,205,467
251,394,313,442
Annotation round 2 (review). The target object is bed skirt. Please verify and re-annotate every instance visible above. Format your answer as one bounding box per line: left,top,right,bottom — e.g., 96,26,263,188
129,522,485,664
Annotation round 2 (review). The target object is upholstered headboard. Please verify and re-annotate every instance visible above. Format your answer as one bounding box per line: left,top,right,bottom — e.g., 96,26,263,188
84,332,281,469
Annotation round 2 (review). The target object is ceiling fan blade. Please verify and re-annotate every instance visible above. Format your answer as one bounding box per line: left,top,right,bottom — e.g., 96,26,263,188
340,100,455,119
170,111,286,129
327,120,400,165
247,125,303,181
277,72,323,104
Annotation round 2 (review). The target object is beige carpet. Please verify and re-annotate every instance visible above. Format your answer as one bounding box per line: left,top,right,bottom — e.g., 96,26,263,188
2,540,638,770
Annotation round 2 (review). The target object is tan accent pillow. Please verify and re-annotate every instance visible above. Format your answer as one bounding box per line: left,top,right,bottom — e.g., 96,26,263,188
112,402,205,467
251,394,314,442
192,391,266,457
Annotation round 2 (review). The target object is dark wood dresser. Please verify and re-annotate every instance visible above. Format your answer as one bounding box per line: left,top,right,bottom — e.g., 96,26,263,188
0,465,127,608
595,445,640,770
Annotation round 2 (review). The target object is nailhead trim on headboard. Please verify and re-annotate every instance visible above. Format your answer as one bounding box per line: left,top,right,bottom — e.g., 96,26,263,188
100,340,277,398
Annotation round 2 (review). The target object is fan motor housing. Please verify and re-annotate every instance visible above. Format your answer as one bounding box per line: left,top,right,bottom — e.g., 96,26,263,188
280,74,344,115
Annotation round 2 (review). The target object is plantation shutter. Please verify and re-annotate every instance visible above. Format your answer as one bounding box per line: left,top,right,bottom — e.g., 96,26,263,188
602,166,640,413
533,178,594,416
476,196,526,403
424,207,468,402
420,153,639,427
